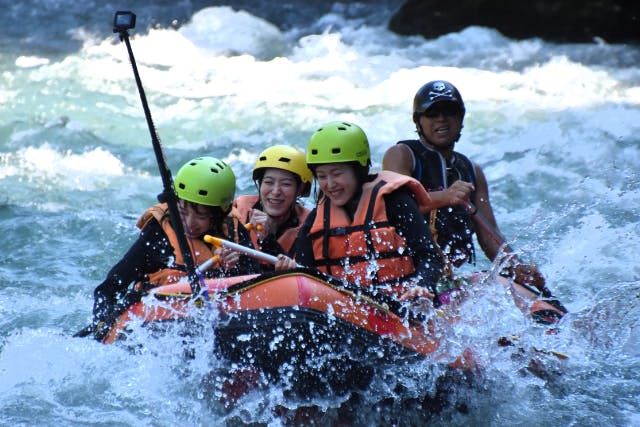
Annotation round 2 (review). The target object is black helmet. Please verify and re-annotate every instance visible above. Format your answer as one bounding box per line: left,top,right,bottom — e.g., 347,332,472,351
413,80,465,120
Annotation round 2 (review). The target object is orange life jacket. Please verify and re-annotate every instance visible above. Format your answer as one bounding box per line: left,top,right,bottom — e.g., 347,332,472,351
135,203,217,287
232,194,309,256
308,171,432,297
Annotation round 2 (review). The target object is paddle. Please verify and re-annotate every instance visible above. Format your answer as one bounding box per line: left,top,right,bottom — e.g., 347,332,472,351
462,201,567,313
204,235,301,267
113,11,203,297
203,235,447,322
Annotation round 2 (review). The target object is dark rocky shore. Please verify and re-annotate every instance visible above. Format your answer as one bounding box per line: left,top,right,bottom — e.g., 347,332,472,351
388,0,639,44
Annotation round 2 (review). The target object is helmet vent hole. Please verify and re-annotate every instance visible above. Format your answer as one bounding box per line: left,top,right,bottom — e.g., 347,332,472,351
311,149,318,155
178,183,186,190
198,190,208,196
278,157,291,163
331,148,341,154
210,167,219,174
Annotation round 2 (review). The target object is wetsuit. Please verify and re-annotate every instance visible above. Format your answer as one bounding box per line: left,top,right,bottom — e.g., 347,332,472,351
398,139,478,265
92,213,259,327
233,194,309,271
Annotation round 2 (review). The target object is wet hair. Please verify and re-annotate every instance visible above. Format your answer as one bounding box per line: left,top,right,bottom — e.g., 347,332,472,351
349,161,370,185
181,200,230,235
207,205,230,235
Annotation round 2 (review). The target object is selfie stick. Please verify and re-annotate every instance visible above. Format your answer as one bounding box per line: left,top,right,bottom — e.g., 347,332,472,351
113,11,203,296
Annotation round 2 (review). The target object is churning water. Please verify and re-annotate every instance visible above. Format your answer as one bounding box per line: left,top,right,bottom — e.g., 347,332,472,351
1,1,639,425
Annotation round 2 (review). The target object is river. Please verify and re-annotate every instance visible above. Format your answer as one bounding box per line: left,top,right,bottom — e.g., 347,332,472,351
1,1,639,425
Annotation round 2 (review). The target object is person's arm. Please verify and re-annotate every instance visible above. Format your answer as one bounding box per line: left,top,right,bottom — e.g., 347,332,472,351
383,144,473,210
471,163,502,262
219,223,261,276
258,233,285,257
382,144,414,176
471,163,546,288
292,209,317,268
384,189,444,289
92,220,171,320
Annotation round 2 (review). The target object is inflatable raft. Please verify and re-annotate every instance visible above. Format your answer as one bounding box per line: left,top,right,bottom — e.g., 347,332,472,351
100,268,565,385
104,268,443,363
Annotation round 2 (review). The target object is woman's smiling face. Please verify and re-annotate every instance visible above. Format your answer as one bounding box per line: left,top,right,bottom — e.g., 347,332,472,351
259,168,299,220
178,199,213,239
315,163,359,207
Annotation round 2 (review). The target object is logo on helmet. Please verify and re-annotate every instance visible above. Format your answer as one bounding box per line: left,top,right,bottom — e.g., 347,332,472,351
428,81,452,100
433,81,446,92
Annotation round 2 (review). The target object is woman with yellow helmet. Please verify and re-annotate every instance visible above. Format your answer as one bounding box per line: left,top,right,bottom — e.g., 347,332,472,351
91,156,260,340
293,121,444,306
232,145,312,271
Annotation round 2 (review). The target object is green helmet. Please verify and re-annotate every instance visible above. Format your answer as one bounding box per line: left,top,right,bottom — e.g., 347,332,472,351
252,145,313,197
306,121,370,167
174,156,236,210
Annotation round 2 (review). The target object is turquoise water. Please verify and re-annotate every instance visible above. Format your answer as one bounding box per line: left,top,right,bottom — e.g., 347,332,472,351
1,1,639,425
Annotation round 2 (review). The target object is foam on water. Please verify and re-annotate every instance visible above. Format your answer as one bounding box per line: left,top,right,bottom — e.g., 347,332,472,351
2,144,124,183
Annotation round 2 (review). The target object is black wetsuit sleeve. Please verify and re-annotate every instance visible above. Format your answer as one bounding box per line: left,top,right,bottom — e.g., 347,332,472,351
259,234,286,257
292,209,317,268
201,222,261,278
92,219,172,320
384,189,444,291
258,209,302,258
229,223,261,276
252,234,285,273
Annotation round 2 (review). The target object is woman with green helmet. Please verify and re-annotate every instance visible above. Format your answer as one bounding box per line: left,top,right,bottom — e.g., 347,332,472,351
91,156,260,341
232,145,312,271
293,121,444,307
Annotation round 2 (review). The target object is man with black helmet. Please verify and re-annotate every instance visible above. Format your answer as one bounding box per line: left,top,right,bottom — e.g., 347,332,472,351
383,80,546,291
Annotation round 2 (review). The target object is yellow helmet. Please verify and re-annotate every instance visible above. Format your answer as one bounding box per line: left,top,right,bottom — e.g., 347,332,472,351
252,145,313,197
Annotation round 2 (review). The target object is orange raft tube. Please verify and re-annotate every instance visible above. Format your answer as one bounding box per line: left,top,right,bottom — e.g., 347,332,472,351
103,268,445,364
102,268,566,376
